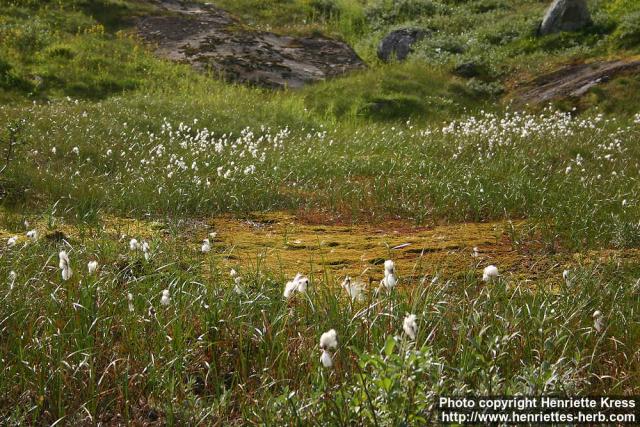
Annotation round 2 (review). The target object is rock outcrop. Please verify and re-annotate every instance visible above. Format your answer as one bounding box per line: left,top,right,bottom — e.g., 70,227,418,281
514,59,640,106
377,28,427,62
538,0,591,36
137,1,365,89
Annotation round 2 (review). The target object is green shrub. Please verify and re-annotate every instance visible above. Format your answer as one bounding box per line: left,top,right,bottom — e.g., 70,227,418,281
310,0,341,19
465,77,504,97
606,0,640,18
611,11,640,48
0,56,31,91
478,20,523,46
46,45,76,60
366,0,440,25
359,93,426,119
470,0,510,13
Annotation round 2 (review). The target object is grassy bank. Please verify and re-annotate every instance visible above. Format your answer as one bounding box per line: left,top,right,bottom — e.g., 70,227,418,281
1,217,638,424
2,0,640,116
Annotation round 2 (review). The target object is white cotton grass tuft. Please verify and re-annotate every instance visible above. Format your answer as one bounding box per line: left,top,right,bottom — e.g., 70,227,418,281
471,246,480,258
482,265,499,282
283,273,308,299
8,271,17,289
296,275,309,293
562,269,570,283
319,329,338,369
7,236,17,248
233,276,243,295
593,310,604,333
87,260,98,275
201,238,211,253
128,292,134,312
209,232,217,239
142,241,151,261
319,329,338,350
160,289,170,306
384,259,395,273
379,260,397,291
283,279,298,299
129,238,140,251
403,314,418,340
59,250,72,281
26,229,38,241
320,350,333,368
341,276,364,302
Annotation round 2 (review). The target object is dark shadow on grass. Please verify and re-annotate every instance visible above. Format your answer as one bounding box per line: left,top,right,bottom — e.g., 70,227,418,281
78,0,155,31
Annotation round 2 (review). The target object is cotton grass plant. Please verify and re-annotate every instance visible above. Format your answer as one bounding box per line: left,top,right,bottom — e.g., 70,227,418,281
2,102,640,249
1,230,637,424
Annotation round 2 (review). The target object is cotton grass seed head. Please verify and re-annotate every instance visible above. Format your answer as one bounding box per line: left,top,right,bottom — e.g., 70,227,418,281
384,259,395,273
320,350,333,368
381,263,397,291
319,329,338,351
482,265,499,282
341,276,364,301
8,271,17,289
201,238,211,253
403,314,418,340
341,276,351,289
87,261,98,275
142,241,151,260
296,276,309,293
283,279,298,299
593,310,604,333
283,273,308,298
160,289,170,306
59,250,72,281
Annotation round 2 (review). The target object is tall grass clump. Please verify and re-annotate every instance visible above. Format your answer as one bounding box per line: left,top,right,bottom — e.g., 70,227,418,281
0,229,638,424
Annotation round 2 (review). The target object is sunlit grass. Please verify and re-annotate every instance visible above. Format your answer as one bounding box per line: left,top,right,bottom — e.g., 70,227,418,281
2,101,639,249
1,1,640,424
0,222,638,424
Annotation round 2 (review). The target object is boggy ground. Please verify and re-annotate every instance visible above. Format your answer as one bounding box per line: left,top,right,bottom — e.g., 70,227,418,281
2,209,640,424
4,210,639,289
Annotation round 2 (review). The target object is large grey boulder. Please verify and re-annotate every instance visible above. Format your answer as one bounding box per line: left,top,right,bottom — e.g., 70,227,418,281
538,0,591,36
377,28,427,62
137,1,366,89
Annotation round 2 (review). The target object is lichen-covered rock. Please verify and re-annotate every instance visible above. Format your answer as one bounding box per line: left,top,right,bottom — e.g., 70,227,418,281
377,28,427,62
514,59,640,106
538,0,591,36
137,1,365,89
453,62,481,78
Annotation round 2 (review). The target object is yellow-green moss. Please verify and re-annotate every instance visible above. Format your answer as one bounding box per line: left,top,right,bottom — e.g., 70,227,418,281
4,210,640,290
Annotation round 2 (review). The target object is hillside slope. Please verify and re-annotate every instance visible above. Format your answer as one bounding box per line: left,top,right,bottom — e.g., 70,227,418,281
1,0,640,118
